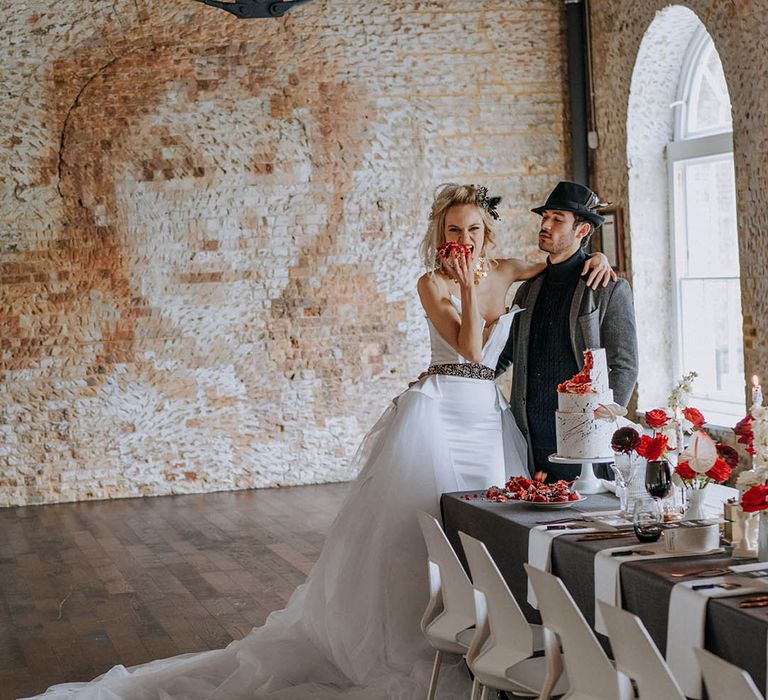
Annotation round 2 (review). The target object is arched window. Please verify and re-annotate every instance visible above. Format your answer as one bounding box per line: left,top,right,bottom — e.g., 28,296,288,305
668,27,743,425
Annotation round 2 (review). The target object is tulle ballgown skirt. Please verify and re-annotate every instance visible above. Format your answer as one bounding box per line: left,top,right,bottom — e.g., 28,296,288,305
28,375,527,700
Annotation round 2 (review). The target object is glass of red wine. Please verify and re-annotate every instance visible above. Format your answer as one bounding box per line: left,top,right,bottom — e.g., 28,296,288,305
645,459,672,499
632,497,663,543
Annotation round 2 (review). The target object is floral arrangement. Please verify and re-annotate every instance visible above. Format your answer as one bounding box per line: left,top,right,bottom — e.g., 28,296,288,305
667,371,698,413
610,410,672,462
735,405,768,512
610,406,733,487
674,429,736,488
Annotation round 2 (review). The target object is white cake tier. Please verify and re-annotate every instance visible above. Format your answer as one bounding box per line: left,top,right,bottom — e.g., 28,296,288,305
555,410,615,460
585,348,610,393
557,389,614,414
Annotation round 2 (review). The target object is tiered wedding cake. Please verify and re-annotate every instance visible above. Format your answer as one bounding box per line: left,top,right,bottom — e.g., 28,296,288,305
555,348,615,459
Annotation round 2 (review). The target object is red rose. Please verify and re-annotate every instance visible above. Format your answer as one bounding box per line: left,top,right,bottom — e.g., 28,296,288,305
675,462,697,480
715,444,740,469
705,458,732,484
683,407,706,428
636,434,668,461
742,484,768,512
645,409,670,430
734,414,756,456
636,434,652,456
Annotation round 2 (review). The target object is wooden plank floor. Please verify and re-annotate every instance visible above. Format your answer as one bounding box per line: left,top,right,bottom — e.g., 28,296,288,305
0,483,352,700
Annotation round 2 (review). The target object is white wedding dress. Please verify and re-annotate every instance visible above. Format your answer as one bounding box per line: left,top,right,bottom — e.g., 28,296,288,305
28,298,528,700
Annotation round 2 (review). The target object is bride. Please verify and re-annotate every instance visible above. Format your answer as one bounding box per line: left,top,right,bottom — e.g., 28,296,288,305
29,184,614,700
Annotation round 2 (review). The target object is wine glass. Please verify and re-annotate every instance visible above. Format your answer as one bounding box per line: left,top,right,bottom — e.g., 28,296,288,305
609,457,629,514
645,460,672,499
633,497,663,543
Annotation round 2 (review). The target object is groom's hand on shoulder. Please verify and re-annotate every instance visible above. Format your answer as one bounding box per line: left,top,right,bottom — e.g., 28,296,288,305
408,371,428,389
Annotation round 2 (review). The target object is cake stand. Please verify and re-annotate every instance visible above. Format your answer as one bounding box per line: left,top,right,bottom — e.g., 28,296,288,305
548,454,615,495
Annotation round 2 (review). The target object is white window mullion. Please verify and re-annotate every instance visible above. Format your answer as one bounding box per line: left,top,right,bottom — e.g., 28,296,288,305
666,131,733,162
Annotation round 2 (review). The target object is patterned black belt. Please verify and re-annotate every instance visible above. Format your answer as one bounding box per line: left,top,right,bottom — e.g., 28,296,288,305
427,363,496,381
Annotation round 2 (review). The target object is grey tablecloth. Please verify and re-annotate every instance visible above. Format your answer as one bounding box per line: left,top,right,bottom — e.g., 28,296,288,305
441,492,767,696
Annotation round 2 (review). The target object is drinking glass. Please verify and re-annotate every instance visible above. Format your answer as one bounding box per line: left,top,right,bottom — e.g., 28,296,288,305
645,459,672,499
633,497,663,543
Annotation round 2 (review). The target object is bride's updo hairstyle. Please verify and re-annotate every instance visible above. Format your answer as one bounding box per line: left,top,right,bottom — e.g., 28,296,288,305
420,183,499,271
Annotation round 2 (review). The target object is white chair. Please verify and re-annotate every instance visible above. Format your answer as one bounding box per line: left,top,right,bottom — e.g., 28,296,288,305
524,564,633,700
695,648,764,700
417,511,477,700
598,601,685,699
459,532,568,700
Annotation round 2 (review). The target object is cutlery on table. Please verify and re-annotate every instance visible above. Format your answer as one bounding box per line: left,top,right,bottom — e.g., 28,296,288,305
577,532,634,542
609,549,656,557
669,567,732,579
737,594,768,603
546,524,591,531
738,598,768,608
536,516,587,525
692,582,743,591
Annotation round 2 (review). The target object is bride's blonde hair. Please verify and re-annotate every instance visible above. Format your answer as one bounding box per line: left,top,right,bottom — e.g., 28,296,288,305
420,183,497,271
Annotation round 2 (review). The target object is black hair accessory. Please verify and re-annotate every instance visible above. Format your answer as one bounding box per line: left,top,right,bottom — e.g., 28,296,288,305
475,186,501,220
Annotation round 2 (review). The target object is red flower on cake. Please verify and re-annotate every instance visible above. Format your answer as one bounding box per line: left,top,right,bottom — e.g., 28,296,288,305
734,414,756,456
636,434,668,461
557,350,594,394
742,484,768,513
704,458,732,484
682,407,706,428
644,409,670,430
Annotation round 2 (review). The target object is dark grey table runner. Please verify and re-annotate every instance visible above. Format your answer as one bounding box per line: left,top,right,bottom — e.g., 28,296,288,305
441,491,768,696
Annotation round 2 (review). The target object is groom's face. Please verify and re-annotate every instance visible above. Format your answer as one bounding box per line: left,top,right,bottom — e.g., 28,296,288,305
537,209,589,257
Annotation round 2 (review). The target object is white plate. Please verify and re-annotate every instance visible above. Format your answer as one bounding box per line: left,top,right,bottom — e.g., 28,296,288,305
514,495,588,509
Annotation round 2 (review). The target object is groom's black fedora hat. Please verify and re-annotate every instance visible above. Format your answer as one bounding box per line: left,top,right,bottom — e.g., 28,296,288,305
531,181,605,227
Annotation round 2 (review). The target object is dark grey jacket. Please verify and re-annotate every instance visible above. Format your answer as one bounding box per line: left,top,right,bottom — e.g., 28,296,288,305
496,274,639,465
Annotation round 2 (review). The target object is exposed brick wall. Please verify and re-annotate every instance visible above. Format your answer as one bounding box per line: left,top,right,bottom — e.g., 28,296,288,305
588,0,768,407
0,1,570,506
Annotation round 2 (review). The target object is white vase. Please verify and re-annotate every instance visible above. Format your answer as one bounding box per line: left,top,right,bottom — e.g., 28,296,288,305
682,487,707,521
759,512,768,562
624,455,648,513
733,510,759,558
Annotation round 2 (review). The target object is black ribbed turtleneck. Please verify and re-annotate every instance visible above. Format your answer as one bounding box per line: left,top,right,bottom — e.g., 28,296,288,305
527,247,587,473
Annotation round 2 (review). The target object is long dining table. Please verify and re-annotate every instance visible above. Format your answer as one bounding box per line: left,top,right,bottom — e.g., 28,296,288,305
440,491,768,697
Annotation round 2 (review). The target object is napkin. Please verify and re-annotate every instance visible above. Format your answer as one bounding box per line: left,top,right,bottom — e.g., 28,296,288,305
526,524,599,607
665,563,767,699
593,541,693,634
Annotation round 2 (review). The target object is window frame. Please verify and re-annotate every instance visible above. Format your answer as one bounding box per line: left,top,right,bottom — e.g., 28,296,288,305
667,27,741,426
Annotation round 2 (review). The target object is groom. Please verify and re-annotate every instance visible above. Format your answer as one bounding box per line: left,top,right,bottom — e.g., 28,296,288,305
496,182,639,482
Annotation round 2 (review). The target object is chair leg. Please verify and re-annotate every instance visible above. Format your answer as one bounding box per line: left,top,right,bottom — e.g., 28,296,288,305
470,677,481,700
479,684,490,700
427,649,443,700
538,628,563,700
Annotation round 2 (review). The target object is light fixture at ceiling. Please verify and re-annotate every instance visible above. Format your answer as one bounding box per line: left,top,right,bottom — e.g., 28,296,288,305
193,0,313,19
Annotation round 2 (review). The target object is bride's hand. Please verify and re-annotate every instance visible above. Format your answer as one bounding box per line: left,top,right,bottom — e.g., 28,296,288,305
449,246,473,290
581,253,617,289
